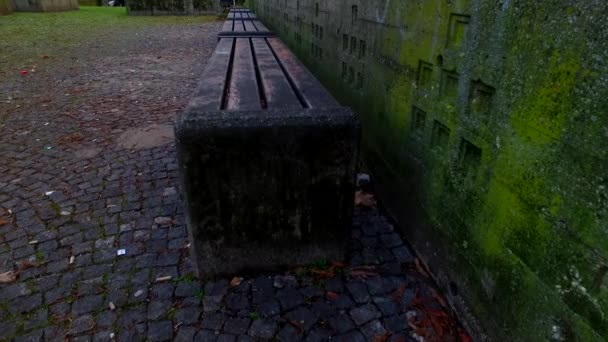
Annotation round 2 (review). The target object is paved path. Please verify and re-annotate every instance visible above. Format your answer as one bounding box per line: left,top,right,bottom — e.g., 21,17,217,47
0,21,467,342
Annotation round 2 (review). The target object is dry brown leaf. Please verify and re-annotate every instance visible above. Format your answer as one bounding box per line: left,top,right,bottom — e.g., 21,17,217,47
372,332,391,342
354,191,377,208
59,132,84,144
0,218,9,226
350,270,378,279
0,271,16,283
311,270,334,279
230,277,243,287
16,260,41,271
326,291,339,300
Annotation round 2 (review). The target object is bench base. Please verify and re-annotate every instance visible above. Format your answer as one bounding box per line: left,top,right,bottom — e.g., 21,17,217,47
176,107,359,278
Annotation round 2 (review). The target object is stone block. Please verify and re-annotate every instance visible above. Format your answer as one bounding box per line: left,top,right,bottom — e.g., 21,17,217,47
175,36,359,278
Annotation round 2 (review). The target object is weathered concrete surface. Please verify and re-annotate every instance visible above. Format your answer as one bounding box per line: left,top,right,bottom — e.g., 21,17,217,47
13,0,77,11
176,108,359,278
251,0,608,341
0,0,14,14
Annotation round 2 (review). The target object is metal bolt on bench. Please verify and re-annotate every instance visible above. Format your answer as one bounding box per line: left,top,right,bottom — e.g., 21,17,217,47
175,10,360,278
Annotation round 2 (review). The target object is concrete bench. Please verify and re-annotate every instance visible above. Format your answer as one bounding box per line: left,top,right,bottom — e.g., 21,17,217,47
176,29,359,277
219,15,272,39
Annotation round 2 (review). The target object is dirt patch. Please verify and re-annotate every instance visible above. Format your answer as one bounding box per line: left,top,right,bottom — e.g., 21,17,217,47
116,124,174,150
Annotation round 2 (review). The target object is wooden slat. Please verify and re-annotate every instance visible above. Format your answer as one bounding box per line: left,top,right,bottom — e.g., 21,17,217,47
189,38,234,111
227,38,261,110
227,12,235,19
253,20,269,32
222,20,233,32
251,38,301,109
243,20,257,32
267,38,339,108
233,20,245,32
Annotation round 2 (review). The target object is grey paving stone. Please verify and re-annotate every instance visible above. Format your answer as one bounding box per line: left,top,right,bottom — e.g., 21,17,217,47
148,321,173,341
304,326,333,342
383,313,408,334
361,320,388,340
9,293,42,314
72,294,104,314
14,329,44,342
175,326,198,342
333,330,367,342
256,298,281,317
175,281,200,297
1,282,31,300
379,233,403,248
93,330,113,342
201,312,227,330
174,307,201,325
217,335,236,342
68,314,94,335
392,246,414,263
226,292,250,312
285,307,318,332
350,304,382,326
373,296,401,316
333,293,356,310
346,281,370,304
248,319,278,339
195,329,219,342
310,301,337,319
147,300,172,320
224,317,251,335
327,313,355,334
273,275,298,289
151,283,175,299
276,288,305,311
96,310,117,328
276,324,303,342
23,308,48,331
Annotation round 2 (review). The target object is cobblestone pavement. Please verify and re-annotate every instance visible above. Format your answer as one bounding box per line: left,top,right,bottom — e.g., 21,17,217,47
0,21,467,342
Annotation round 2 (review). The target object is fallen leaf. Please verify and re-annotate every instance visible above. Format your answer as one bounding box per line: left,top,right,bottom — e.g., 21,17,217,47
311,270,334,279
59,133,84,144
0,218,9,226
372,332,391,342
326,291,339,300
350,270,378,278
230,277,243,287
0,271,16,283
355,191,377,208
287,319,304,334
16,260,41,271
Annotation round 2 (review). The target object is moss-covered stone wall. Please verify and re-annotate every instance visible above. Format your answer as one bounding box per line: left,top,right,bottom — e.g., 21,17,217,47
250,0,608,340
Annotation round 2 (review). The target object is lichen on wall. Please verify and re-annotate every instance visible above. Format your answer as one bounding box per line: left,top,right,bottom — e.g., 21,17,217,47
250,0,608,340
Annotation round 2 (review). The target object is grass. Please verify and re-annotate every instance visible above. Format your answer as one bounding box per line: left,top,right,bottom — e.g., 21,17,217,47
0,6,219,76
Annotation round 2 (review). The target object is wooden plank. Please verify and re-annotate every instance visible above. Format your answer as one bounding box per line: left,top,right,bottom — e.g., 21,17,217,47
253,20,269,32
243,20,257,32
227,12,235,19
251,38,301,109
233,20,245,32
227,38,261,110
222,20,234,32
189,38,234,111
267,38,339,108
